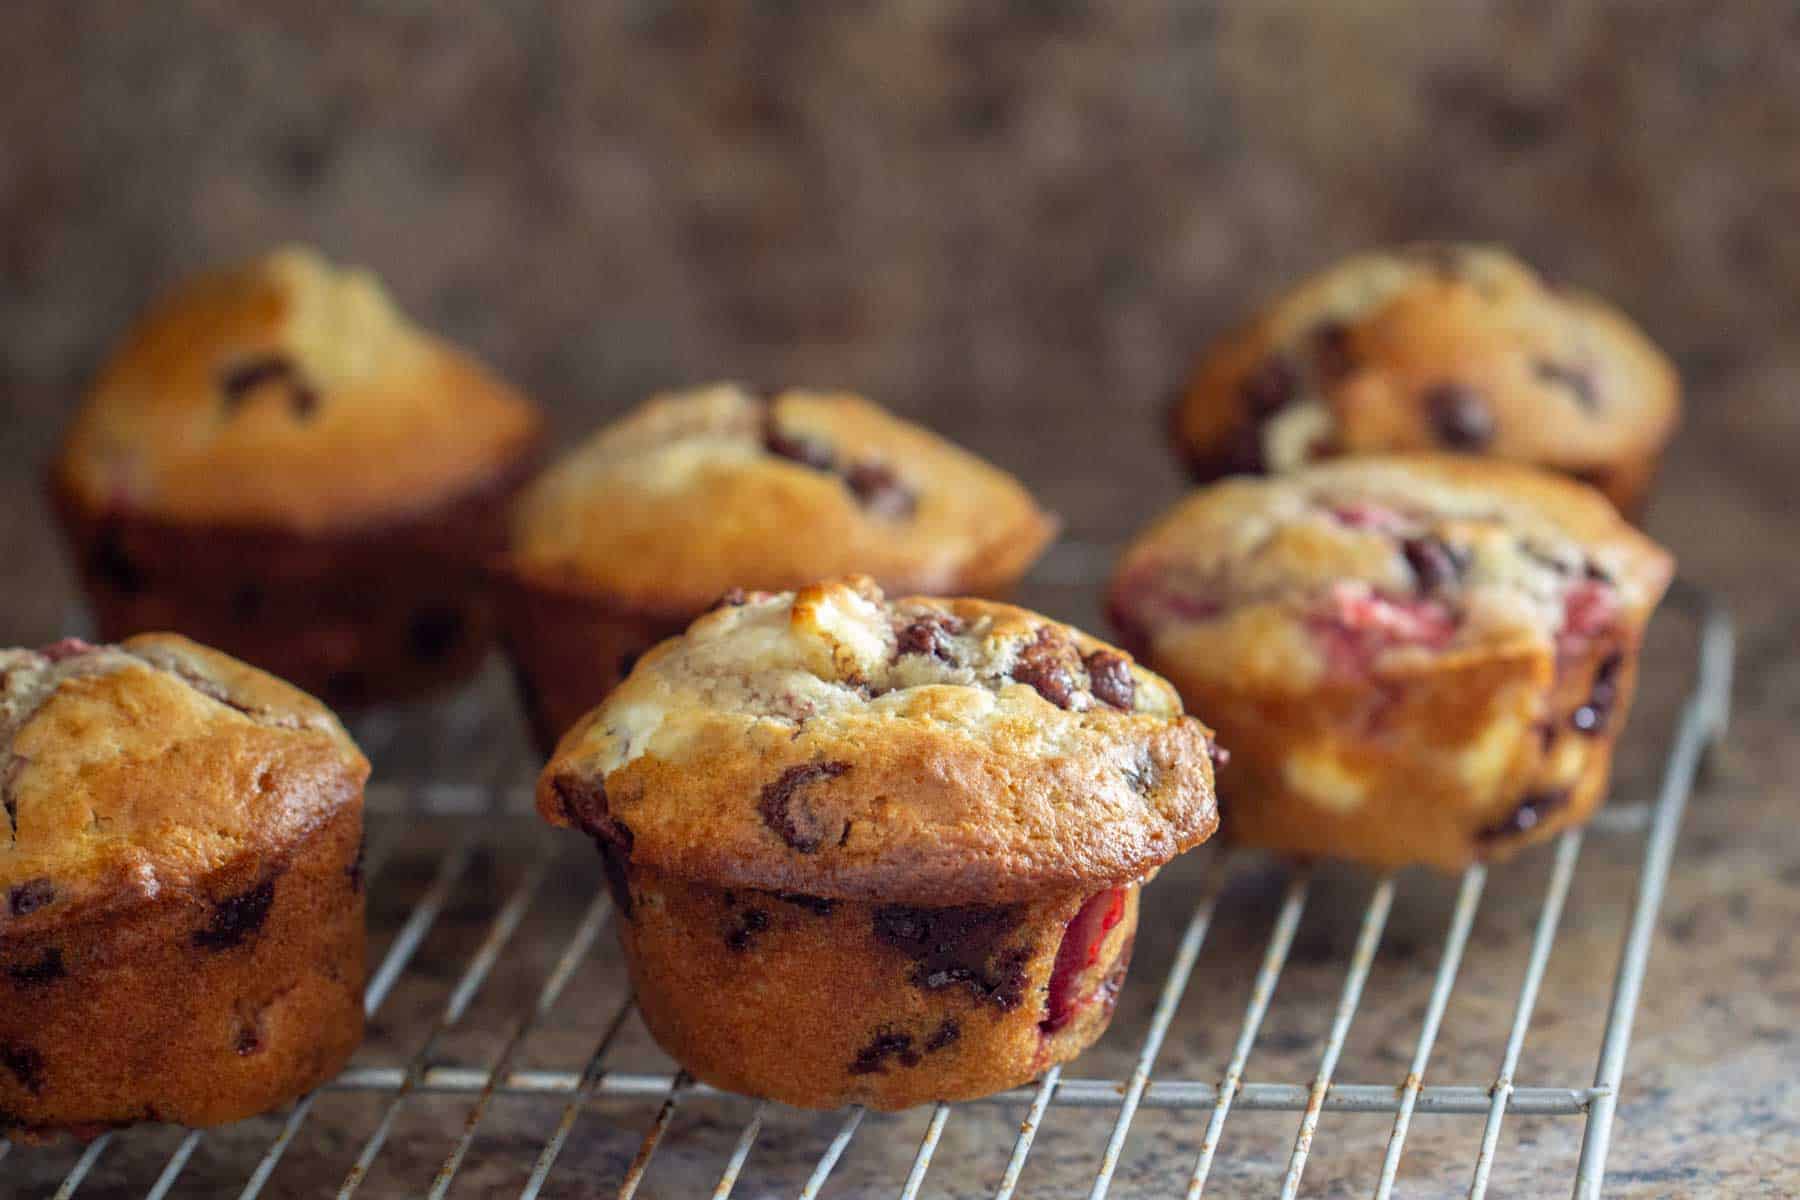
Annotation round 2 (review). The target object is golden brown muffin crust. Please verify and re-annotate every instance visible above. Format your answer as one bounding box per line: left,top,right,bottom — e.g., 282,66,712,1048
506,384,1058,612
53,247,542,532
540,578,1218,904
0,634,369,928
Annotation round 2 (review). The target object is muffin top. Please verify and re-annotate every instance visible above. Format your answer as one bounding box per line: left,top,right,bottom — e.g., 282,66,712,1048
55,247,542,532
539,578,1218,903
0,635,368,932
1175,243,1679,478
505,384,1058,612
1110,456,1674,692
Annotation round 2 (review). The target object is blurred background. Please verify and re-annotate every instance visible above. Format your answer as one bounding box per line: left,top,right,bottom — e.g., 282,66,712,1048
3,3,1797,642
1,4,1796,1194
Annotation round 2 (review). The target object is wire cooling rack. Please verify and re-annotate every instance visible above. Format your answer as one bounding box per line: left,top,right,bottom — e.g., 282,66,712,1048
3,575,1732,1199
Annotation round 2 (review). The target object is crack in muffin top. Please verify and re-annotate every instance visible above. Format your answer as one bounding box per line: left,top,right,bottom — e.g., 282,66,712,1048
539,578,1218,903
1111,455,1674,691
504,384,1058,612
55,247,542,532
0,635,368,928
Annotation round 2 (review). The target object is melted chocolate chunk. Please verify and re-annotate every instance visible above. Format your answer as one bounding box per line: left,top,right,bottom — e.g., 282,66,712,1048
725,906,770,952
758,761,853,852
1402,536,1471,595
347,833,367,893
924,1019,961,1053
872,904,1030,1010
1571,652,1624,735
1240,356,1299,418
1534,359,1599,411
91,527,148,595
848,1029,919,1075
1122,752,1158,796
846,461,918,519
0,1043,43,1095
1425,383,1495,450
193,880,277,951
895,612,963,662
407,608,465,663
8,878,54,918
1477,789,1571,844
552,774,634,849
7,948,65,987
776,892,837,915
219,354,320,419
1084,650,1136,710
1312,320,1356,380
765,424,837,471
1012,627,1078,709
235,1026,263,1056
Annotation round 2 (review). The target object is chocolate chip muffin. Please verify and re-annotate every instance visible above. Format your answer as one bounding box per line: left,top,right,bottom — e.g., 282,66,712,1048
0,634,368,1139
1170,244,1680,517
1110,457,1672,871
538,577,1217,1111
51,247,544,706
498,383,1058,750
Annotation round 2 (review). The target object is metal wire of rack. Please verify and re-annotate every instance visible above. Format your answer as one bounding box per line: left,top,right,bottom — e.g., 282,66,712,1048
3,580,1733,1199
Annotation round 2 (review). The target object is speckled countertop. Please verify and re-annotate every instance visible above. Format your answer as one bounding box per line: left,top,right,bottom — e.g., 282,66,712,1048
2,4,1797,1196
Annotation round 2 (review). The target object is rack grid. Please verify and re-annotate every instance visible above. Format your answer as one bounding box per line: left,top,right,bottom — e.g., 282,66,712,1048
4,580,1732,1199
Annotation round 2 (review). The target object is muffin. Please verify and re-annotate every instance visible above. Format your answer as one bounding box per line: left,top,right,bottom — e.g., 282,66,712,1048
51,247,544,706
498,383,1058,750
537,577,1218,1111
1109,456,1673,871
0,634,368,1138
1170,243,1680,517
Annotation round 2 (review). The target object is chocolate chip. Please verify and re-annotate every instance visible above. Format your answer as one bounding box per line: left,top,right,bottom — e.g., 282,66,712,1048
193,880,277,950
758,761,853,852
235,1027,262,1056
406,608,464,663
848,1029,919,1075
1534,359,1599,411
0,1043,43,1095
1425,383,1495,450
1571,652,1624,735
1012,627,1078,709
846,461,918,519
1477,788,1571,844
8,879,54,918
347,833,367,893
91,527,147,595
725,906,770,952
1312,320,1356,380
1122,752,1158,796
776,892,837,915
872,904,1030,1010
925,1019,961,1053
895,612,963,662
6,948,65,987
1402,536,1470,594
765,425,837,471
219,355,298,407
1240,356,1299,418
552,774,634,849
1084,650,1136,710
